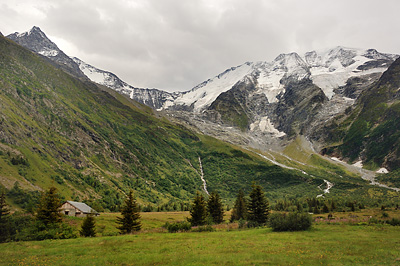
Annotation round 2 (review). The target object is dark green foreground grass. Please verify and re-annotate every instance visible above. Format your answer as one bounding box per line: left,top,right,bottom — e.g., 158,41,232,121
1,224,400,265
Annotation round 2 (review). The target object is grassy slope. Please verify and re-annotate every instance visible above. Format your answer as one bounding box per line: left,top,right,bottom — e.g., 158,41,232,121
270,136,400,202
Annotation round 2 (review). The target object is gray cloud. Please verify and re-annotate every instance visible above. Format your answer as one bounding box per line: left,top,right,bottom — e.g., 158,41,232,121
1,0,400,91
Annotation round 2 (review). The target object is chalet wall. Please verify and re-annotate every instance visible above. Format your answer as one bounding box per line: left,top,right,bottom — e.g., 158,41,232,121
60,202,84,217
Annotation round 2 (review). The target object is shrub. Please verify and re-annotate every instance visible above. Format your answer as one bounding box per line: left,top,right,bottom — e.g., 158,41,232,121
247,220,261,228
368,217,383,225
33,222,77,240
238,218,247,229
269,212,312,232
164,221,192,233
191,225,215,232
387,218,400,226
16,221,77,241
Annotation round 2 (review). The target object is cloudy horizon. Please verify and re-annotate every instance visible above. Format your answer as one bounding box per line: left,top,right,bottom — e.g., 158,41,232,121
1,0,400,92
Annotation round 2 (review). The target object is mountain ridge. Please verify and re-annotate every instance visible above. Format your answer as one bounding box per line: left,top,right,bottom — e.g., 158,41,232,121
6,26,400,174
2,32,346,210
318,56,400,171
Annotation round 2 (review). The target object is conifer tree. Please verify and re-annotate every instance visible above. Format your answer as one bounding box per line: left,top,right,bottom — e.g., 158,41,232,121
247,184,269,225
116,190,141,234
188,191,207,226
0,191,10,242
80,213,96,237
36,186,63,226
322,203,330,213
207,192,224,224
230,189,247,222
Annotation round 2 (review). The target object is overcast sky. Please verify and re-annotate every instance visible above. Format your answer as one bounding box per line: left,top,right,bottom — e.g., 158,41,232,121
1,0,400,92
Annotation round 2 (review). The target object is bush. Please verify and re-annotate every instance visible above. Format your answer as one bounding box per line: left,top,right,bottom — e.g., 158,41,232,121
387,218,400,226
269,212,312,232
191,225,215,232
164,221,192,233
247,220,262,228
33,222,77,241
238,218,247,229
368,217,383,225
15,221,77,241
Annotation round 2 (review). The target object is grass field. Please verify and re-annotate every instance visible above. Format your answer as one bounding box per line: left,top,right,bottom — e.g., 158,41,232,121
1,210,400,265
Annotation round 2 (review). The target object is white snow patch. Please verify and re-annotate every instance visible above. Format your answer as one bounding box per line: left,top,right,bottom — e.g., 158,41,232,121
255,62,286,103
250,116,286,137
82,68,105,84
376,168,389,174
173,63,254,112
352,160,363,168
38,49,59,57
343,97,355,102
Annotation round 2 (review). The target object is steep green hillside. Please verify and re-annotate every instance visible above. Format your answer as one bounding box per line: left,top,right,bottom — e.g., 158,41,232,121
0,35,326,210
321,57,400,171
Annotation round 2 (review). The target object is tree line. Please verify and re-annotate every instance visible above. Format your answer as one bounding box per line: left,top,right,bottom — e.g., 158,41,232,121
0,183,313,243
187,184,270,228
0,186,143,242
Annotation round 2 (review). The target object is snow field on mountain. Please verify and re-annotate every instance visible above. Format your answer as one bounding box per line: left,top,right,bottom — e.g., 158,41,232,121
249,116,286,137
166,47,396,111
173,63,254,112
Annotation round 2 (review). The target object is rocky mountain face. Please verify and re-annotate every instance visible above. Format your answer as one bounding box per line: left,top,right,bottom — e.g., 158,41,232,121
165,48,397,136
71,57,180,109
7,26,177,109
7,26,86,79
317,56,400,171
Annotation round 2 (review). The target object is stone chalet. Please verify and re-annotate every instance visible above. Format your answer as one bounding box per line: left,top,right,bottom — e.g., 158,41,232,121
60,201,99,217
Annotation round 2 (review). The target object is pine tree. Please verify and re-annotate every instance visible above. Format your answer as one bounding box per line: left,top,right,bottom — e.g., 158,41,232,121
116,190,141,234
207,192,224,224
322,203,330,213
0,191,10,242
80,213,96,237
247,184,269,226
188,191,207,226
230,189,247,222
36,186,63,226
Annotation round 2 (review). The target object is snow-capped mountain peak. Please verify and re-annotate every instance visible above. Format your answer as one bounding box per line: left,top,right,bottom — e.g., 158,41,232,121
167,47,397,112
7,26,86,78
8,26,59,56
172,62,254,112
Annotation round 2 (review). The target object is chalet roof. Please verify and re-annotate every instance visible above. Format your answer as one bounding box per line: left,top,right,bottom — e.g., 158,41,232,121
65,201,97,214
